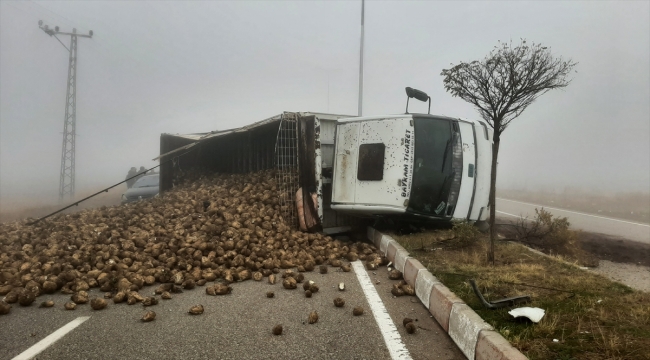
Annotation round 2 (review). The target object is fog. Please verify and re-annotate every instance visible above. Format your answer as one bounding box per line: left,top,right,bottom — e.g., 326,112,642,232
1,1,648,211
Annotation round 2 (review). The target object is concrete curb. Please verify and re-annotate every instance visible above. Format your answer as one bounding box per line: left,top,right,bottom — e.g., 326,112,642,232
367,227,528,360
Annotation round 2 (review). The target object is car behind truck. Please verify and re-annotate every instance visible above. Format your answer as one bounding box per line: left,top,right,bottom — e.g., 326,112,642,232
157,88,493,233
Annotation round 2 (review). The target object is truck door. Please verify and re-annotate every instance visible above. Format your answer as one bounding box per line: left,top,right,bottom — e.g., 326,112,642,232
332,118,411,211
353,119,410,208
331,122,359,204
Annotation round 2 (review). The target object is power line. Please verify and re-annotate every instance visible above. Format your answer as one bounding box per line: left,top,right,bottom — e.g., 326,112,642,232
28,1,90,33
3,2,39,20
27,145,199,226
4,2,148,100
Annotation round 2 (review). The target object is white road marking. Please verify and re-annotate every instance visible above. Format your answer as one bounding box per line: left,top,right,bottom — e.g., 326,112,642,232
352,261,412,360
12,316,90,360
497,198,650,227
496,210,528,219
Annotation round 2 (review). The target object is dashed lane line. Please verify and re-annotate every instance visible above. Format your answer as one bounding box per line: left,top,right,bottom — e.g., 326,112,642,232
12,316,90,360
352,261,412,360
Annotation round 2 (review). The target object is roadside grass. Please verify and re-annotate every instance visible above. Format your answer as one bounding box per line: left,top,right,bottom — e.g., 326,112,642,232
391,229,650,360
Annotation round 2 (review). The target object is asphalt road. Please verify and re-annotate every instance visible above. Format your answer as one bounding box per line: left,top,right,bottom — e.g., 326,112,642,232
1,262,464,360
496,197,650,245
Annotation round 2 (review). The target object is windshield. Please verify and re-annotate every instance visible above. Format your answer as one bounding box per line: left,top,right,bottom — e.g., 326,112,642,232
133,175,159,188
408,118,457,216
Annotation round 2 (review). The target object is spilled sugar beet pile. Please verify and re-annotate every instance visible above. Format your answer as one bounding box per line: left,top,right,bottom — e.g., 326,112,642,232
0,170,389,318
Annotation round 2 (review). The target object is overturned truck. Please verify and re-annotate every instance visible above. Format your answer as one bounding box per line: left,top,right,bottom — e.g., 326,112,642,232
158,108,493,234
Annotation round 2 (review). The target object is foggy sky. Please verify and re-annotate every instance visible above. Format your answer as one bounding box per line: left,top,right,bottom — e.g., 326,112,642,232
1,1,649,210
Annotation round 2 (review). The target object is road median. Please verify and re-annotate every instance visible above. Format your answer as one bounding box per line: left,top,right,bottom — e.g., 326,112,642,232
367,227,527,360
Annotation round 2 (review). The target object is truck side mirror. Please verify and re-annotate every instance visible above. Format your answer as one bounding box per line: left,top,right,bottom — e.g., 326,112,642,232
405,87,431,114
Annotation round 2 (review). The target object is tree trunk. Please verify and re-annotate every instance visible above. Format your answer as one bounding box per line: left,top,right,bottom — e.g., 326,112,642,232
488,130,501,264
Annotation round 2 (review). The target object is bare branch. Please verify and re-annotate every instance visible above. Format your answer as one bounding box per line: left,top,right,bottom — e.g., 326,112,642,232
441,40,577,133
440,39,577,264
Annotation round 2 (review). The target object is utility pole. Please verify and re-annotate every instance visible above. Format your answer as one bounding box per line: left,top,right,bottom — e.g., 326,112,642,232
38,21,93,202
357,0,365,116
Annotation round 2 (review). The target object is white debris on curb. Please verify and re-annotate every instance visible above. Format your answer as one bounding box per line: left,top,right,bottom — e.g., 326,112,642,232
508,307,546,323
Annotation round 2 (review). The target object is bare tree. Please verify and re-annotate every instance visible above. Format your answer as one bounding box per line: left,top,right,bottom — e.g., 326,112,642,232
441,40,577,263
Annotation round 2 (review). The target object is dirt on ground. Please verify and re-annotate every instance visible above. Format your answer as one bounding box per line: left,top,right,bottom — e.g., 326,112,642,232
493,219,650,293
590,260,650,293
391,228,650,360
578,232,650,267
388,216,650,293
495,220,650,267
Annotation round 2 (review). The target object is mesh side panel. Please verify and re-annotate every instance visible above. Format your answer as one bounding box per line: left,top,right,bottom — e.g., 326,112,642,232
275,114,299,229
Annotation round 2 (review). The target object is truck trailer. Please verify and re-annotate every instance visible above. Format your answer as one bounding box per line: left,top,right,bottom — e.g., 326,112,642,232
157,89,493,233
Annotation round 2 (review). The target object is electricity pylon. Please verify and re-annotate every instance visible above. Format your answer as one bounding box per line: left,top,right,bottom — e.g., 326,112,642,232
38,21,93,201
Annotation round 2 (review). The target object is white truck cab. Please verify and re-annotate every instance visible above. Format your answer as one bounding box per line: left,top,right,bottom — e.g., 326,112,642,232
331,95,492,223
